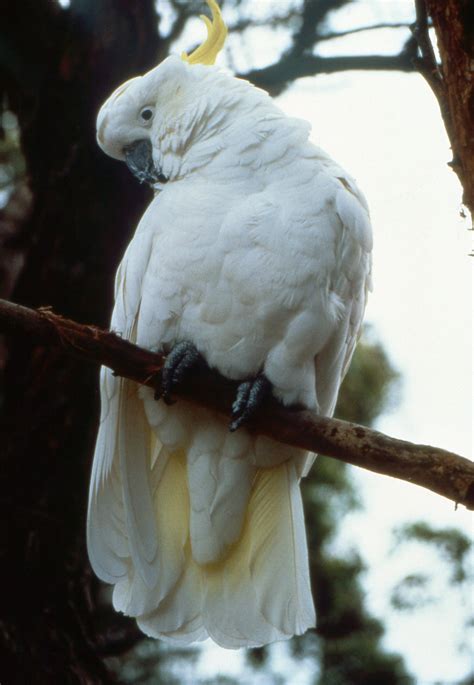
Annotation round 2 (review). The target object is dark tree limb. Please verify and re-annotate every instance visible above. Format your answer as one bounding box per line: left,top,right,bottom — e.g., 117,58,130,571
318,22,413,42
1,296,473,511
415,0,474,223
230,18,412,40
0,3,162,682
228,10,301,34
240,51,417,96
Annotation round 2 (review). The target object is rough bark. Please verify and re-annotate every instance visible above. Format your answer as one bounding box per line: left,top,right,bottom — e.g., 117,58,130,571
418,0,474,222
1,298,473,512
0,2,160,682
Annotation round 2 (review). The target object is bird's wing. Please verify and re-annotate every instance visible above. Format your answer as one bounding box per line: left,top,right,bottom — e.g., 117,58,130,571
300,168,372,477
88,224,187,601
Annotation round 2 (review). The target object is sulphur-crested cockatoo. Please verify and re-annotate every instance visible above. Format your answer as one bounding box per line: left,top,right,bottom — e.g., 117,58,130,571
87,0,372,649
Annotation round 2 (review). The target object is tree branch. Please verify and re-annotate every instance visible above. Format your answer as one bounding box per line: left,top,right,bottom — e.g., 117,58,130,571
317,22,413,42
228,11,301,34
229,17,411,40
412,0,446,105
290,0,354,56
241,51,417,96
1,297,473,510
416,0,474,222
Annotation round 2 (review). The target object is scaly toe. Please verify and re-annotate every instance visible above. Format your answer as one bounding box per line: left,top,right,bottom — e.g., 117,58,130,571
229,374,271,432
156,341,203,404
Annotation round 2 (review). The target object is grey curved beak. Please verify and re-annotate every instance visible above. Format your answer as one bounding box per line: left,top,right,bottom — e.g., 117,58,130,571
123,140,168,185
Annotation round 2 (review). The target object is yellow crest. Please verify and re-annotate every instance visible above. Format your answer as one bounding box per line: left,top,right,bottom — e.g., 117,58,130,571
181,0,227,66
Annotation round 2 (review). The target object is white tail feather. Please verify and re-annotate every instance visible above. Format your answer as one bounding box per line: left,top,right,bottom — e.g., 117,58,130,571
203,461,315,647
87,378,315,648
118,381,160,587
87,370,129,583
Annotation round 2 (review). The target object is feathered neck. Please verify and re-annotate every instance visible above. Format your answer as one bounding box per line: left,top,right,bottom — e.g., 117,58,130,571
153,68,311,182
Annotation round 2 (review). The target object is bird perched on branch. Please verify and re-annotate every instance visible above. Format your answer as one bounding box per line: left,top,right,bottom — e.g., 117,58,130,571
87,0,372,648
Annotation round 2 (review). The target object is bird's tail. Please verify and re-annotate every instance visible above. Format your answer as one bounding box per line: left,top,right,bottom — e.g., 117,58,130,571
87,376,315,648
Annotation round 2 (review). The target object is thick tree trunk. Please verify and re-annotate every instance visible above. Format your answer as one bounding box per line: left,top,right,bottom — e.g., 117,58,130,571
0,2,161,682
421,0,474,221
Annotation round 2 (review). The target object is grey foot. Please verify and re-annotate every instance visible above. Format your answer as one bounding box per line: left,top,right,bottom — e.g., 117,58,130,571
155,341,203,405
229,374,271,432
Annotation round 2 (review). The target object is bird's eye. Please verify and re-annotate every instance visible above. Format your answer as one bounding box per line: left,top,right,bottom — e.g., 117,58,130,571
140,107,154,123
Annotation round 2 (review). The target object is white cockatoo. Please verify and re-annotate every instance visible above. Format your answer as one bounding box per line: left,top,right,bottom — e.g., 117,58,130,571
87,0,372,649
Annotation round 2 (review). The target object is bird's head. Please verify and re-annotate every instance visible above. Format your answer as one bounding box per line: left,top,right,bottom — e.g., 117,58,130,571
96,0,228,185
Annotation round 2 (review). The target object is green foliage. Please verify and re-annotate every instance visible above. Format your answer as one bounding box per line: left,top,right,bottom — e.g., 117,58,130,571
107,640,200,685
393,521,471,584
316,553,375,641
246,646,268,669
390,573,435,612
336,325,400,426
389,518,473,670
457,674,474,685
319,634,414,685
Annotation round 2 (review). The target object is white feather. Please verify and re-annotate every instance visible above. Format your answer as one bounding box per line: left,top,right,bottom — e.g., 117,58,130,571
203,461,315,648
88,52,373,648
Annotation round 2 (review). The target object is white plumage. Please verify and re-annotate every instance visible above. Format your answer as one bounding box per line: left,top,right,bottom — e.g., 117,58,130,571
87,42,372,649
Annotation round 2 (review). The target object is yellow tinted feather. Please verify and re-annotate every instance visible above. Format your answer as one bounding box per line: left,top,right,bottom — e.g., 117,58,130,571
181,0,227,66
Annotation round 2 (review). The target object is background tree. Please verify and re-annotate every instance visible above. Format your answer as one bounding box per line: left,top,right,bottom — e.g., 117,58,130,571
415,0,474,222
0,1,470,683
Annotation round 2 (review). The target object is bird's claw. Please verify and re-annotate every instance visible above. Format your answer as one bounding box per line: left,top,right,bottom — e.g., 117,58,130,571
155,341,202,404
229,374,270,432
